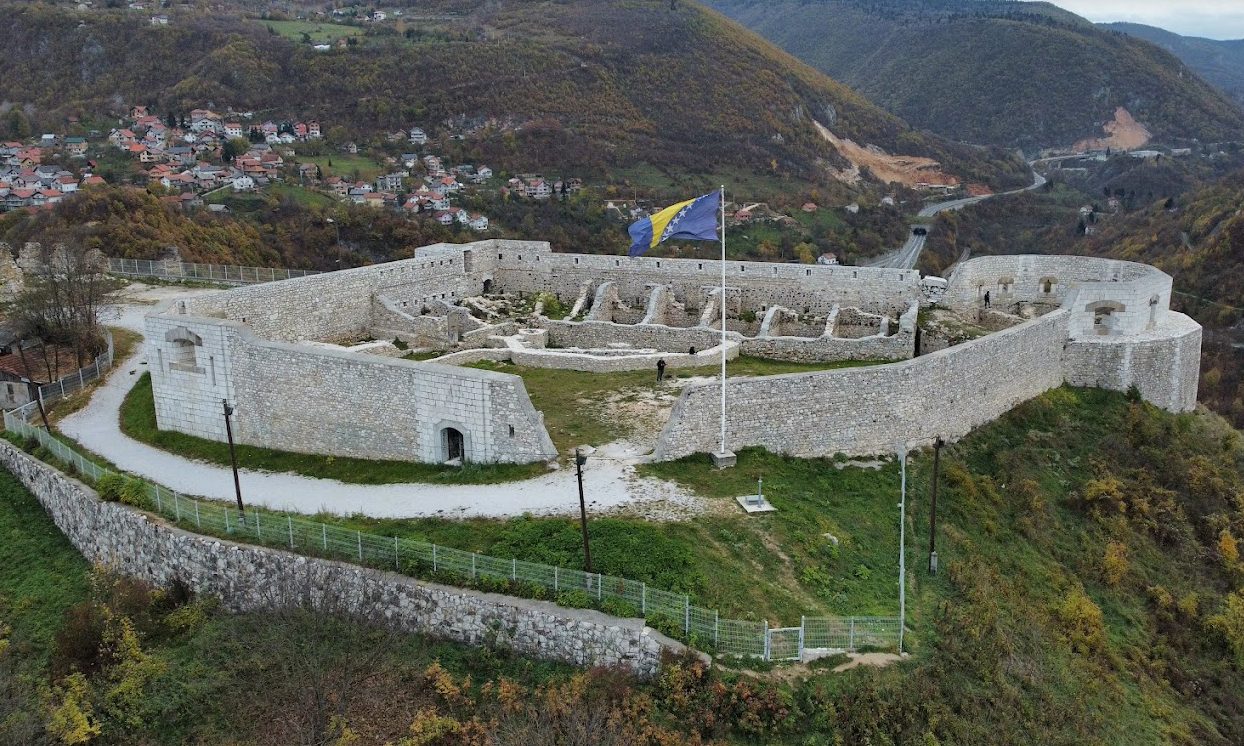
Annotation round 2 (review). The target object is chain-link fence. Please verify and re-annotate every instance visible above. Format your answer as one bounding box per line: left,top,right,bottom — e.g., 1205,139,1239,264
3,402,900,661
107,257,321,285
23,331,115,408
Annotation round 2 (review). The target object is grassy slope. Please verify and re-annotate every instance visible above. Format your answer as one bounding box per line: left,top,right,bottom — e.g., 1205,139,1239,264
0,0,1027,190
709,0,1244,150
9,381,1244,741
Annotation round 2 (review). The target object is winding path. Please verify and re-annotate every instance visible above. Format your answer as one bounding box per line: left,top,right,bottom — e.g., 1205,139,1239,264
58,286,702,520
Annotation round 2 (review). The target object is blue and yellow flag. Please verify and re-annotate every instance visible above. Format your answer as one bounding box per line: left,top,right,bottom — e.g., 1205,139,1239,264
627,191,721,257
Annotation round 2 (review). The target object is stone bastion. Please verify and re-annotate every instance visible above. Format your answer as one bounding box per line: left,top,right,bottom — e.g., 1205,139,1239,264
145,240,1199,465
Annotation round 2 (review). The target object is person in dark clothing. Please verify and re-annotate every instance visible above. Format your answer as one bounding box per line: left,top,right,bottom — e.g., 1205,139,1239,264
983,290,991,309
688,346,696,355
657,358,667,382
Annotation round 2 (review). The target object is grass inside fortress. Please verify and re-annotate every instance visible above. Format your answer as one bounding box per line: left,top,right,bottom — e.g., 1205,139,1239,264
466,356,886,453
118,373,548,485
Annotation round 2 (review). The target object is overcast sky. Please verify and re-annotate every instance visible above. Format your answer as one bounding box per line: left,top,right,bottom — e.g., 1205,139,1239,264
1042,1,1244,39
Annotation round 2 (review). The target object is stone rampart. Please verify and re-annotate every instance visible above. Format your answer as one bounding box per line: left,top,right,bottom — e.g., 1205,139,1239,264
0,442,676,677
655,310,1070,460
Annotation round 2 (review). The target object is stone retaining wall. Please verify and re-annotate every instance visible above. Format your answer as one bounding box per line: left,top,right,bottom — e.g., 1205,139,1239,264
0,442,679,677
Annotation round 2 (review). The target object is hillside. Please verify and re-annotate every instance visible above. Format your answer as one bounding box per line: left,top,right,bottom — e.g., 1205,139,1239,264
1103,23,1244,108
0,0,1028,190
707,0,1244,151
7,384,1244,741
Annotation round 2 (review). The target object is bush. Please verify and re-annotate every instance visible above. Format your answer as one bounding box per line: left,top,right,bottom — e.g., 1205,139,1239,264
646,613,686,641
1102,541,1128,587
1208,591,1244,665
555,590,594,609
1056,588,1106,656
119,478,152,509
96,473,126,502
600,597,639,618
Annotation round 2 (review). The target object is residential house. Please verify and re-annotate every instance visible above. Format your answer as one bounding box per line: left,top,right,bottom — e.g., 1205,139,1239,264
375,172,404,192
428,194,451,211
468,214,489,231
56,176,78,193
150,14,169,25
433,210,456,226
231,175,255,191
64,137,88,157
307,121,321,139
223,122,244,139
130,105,149,120
110,129,137,148
189,109,222,133
409,127,428,145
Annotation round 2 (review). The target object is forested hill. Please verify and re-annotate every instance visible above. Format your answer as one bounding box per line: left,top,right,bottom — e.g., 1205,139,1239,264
707,0,1244,152
0,0,1027,190
1103,23,1244,108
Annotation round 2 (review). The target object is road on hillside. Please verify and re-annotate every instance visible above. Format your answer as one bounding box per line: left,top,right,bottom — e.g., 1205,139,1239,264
867,167,1048,270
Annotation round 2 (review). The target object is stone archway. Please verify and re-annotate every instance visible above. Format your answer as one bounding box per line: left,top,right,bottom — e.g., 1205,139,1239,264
1086,300,1126,336
442,427,465,463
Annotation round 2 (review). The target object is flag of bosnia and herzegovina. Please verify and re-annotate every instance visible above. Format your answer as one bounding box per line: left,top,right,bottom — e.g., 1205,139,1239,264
627,190,721,257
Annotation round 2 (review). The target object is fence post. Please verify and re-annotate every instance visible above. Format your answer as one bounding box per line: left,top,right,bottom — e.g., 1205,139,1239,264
433,544,438,572
154,484,162,513
224,509,230,534
849,619,856,652
714,611,719,648
256,511,261,539
173,491,180,522
641,583,646,615
357,530,363,561
288,516,294,548
471,552,477,579
194,499,201,529
78,369,84,388
554,566,559,593
597,572,602,601
684,596,690,636
511,558,516,581
799,616,805,662
763,620,770,661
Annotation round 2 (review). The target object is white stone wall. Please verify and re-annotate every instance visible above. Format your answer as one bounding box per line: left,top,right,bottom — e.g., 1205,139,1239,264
1063,313,1202,412
655,311,1071,460
0,443,677,677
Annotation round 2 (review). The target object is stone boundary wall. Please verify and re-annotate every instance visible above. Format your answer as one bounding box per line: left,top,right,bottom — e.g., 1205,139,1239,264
1063,315,1202,412
655,311,1072,460
493,248,922,316
0,442,678,677
147,313,557,464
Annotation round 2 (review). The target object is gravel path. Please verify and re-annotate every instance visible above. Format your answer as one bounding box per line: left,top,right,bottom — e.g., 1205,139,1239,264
58,284,705,520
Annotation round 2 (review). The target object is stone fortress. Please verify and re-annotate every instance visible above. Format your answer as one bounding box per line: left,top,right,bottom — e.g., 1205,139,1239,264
145,240,1201,466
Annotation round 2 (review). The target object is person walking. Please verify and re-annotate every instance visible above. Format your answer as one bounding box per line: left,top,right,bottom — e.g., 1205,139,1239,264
656,358,667,382
983,290,991,309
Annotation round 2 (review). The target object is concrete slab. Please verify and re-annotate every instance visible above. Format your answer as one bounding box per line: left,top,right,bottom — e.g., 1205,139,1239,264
735,494,776,514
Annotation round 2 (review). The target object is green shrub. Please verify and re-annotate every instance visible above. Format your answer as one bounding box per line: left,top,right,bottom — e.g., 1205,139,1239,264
646,612,686,641
96,474,127,503
555,590,593,609
601,597,640,618
119,478,152,509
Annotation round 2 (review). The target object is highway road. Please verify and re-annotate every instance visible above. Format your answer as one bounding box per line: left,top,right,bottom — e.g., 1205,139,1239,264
868,167,1048,270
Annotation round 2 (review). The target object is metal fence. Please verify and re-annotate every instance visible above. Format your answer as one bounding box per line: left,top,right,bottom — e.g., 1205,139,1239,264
107,258,321,285
26,331,115,408
3,402,900,661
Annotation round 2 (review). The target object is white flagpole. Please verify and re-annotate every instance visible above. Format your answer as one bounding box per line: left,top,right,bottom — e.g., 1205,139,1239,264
719,184,727,457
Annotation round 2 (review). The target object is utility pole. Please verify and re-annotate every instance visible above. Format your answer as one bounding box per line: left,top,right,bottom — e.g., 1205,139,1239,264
929,438,943,575
222,399,245,515
575,449,592,573
898,445,907,654
23,379,49,430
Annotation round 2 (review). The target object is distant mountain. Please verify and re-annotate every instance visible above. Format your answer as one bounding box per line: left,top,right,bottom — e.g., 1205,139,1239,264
0,1,1028,192
708,0,1244,151
1102,22,1244,108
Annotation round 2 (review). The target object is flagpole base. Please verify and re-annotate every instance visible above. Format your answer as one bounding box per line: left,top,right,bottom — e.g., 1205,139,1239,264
711,451,737,469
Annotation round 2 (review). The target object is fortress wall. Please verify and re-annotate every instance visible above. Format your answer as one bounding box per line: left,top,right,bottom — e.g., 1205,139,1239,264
655,311,1071,460
543,319,728,353
944,255,1162,312
0,443,674,677
1063,313,1202,413
145,315,556,464
493,250,921,316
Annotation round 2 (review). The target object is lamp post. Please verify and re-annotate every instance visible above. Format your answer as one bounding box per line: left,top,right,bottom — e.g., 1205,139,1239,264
222,399,245,515
575,449,592,573
929,438,943,575
897,445,907,654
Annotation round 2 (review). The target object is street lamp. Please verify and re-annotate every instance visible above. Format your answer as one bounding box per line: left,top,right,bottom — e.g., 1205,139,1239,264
929,438,944,575
575,449,592,573
221,399,245,515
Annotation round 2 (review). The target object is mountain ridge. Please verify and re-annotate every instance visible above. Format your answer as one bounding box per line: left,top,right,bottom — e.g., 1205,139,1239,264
708,0,1244,151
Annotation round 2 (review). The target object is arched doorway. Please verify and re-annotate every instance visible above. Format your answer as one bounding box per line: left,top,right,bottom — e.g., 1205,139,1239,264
442,427,464,463
482,278,493,294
